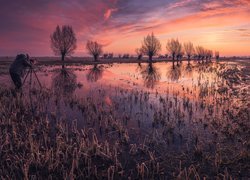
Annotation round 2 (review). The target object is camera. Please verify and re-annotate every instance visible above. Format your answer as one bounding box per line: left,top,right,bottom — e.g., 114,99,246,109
29,58,37,65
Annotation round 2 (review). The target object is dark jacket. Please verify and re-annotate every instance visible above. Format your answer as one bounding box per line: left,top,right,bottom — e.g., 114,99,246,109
9,54,32,77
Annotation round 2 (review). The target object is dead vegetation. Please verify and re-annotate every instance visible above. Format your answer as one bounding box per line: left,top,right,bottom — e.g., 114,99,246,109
0,61,249,179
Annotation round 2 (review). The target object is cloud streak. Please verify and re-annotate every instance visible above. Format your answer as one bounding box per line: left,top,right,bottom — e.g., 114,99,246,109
0,0,249,56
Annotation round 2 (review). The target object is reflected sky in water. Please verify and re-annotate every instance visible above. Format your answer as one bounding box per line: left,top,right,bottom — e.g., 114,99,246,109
0,61,248,149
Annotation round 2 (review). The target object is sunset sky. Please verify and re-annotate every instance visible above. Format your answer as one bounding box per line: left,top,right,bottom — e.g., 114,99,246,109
0,0,249,57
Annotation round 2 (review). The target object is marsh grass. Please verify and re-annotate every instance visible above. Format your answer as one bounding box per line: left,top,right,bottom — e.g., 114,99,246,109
0,61,249,179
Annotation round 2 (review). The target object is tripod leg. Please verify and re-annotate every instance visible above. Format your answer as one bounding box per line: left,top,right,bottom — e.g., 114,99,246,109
33,70,42,88
22,68,31,86
29,68,32,89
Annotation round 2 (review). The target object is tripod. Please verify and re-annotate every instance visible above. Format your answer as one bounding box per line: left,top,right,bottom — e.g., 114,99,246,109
22,66,42,88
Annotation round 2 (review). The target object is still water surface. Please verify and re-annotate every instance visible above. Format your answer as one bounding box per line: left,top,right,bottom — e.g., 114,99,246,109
0,61,248,151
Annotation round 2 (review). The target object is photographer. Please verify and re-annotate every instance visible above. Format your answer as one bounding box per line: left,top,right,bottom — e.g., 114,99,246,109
9,54,34,89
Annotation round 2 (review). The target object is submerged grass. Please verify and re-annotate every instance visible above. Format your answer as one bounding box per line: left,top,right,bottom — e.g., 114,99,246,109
0,61,249,179
0,89,166,179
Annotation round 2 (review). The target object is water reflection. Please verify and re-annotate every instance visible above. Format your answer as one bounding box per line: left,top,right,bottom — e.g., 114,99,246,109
1,61,247,150
167,65,182,81
195,63,208,73
184,64,193,77
52,67,78,98
141,62,161,88
136,62,143,72
86,64,103,82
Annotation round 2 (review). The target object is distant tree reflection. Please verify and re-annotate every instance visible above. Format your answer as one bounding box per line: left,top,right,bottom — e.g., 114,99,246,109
52,67,78,98
167,65,182,81
141,62,161,88
86,64,103,82
136,62,143,73
185,64,193,77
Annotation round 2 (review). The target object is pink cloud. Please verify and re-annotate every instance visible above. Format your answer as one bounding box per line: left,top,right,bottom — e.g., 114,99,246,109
104,8,118,20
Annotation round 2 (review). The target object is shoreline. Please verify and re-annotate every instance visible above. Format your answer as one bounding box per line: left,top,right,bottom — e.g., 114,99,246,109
0,57,249,75
1,56,249,65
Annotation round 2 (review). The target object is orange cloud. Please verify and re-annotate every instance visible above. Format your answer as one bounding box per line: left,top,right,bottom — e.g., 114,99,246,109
104,8,118,20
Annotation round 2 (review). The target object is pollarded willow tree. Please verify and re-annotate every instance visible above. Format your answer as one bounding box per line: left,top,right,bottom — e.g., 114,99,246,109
86,40,103,62
215,51,220,61
205,49,213,62
141,33,161,62
50,25,77,62
135,48,143,60
184,42,194,64
176,44,183,64
166,38,182,68
196,46,205,63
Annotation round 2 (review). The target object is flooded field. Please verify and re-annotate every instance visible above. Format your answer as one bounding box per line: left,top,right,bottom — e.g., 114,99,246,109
0,60,249,179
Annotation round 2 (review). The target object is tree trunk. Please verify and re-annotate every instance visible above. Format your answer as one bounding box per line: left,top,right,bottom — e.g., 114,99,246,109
61,54,65,69
61,54,65,62
94,55,98,62
149,55,153,62
172,53,175,69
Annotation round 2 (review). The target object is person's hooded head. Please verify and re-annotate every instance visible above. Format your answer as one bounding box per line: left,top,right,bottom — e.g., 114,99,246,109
15,54,29,61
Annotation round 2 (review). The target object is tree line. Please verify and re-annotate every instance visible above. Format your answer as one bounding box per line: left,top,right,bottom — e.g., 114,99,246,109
50,25,220,68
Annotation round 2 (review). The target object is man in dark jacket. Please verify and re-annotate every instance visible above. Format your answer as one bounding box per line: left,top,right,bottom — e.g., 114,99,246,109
9,54,32,89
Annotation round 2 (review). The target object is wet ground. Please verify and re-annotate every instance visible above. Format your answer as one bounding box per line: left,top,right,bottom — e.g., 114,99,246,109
0,60,249,179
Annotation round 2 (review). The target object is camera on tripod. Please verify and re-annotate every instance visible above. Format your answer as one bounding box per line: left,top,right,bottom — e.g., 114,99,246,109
29,58,37,66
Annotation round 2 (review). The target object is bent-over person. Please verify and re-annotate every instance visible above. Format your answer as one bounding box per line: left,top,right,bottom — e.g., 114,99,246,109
9,54,32,89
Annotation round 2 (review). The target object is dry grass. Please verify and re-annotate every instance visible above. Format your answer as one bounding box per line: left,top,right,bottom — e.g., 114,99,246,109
0,61,249,179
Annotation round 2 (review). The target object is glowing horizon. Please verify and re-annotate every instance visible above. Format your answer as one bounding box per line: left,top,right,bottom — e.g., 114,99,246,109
0,0,249,57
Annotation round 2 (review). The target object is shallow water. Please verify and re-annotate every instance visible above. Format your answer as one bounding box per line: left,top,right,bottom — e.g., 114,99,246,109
0,61,248,151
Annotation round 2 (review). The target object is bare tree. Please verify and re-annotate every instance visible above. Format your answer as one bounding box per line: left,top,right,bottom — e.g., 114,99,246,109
184,42,194,64
141,33,161,62
205,49,213,62
195,46,205,63
108,53,113,59
86,41,103,62
204,49,209,62
50,25,77,62
166,38,181,68
176,44,183,64
208,50,213,61
215,51,220,61
122,54,130,59
135,48,143,60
